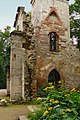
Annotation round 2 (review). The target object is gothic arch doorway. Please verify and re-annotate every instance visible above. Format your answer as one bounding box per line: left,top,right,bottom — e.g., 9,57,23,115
48,69,60,89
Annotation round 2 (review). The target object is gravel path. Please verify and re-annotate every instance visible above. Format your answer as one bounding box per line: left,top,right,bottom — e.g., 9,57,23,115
0,90,35,120
0,105,30,120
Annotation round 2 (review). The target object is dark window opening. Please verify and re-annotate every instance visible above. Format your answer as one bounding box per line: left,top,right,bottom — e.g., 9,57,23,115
13,54,16,61
50,32,56,51
22,43,26,48
48,69,60,89
14,54,16,58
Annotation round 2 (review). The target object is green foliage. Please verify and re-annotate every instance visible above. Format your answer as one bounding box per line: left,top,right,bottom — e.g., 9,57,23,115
37,83,49,97
0,26,11,88
69,0,80,50
29,83,80,120
28,110,44,120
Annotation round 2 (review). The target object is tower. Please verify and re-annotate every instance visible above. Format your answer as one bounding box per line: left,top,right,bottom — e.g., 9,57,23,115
30,0,70,88
31,0,70,41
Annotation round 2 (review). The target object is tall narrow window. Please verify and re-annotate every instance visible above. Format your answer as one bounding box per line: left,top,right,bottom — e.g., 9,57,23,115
50,32,56,51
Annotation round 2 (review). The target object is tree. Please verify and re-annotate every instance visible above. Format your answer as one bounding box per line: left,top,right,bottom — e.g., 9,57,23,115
69,0,80,50
0,26,11,89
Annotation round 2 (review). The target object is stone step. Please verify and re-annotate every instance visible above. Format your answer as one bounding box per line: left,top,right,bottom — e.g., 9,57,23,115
27,106,35,112
18,116,28,120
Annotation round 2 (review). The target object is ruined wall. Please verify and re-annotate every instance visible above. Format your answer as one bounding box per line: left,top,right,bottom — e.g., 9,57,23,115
31,0,69,28
23,12,37,100
34,26,80,89
14,7,25,31
10,31,26,100
31,0,80,89
10,7,37,100
10,0,80,101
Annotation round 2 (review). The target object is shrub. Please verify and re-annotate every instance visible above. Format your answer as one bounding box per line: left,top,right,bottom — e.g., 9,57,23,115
37,83,49,97
29,82,80,120
28,110,44,120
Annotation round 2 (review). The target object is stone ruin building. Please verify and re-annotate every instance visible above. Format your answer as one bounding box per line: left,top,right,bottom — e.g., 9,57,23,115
8,0,80,101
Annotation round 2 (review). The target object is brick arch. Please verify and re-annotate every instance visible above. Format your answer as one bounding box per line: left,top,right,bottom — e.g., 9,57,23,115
45,7,62,26
46,66,65,85
48,69,60,89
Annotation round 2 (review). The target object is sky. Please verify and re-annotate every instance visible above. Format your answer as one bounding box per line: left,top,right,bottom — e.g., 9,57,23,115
0,0,74,31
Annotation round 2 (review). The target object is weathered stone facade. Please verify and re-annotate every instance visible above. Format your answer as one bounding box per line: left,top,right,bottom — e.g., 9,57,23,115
10,0,80,100
10,7,37,100
31,0,80,89
10,31,26,100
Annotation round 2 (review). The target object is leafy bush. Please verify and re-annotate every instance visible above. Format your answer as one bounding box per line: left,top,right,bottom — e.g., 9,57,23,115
28,110,44,120
29,82,80,120
37,83,49,97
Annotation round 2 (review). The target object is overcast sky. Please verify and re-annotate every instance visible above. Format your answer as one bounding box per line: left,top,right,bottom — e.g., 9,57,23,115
0,0,74,31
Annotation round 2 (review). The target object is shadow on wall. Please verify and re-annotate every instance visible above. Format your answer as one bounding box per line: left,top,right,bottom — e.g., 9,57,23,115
48,69,60,89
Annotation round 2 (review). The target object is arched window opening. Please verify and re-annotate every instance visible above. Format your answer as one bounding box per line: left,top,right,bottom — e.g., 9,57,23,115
49,32,59,52
48,69,60,89
50,32,57,51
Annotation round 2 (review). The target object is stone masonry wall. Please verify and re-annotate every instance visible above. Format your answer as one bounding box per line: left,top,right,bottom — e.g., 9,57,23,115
10,0,80,101
10,7,37,100
14,7,25,31
34,22,80,90
31,0,80,90
10,31,26,100
23,12,37,100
